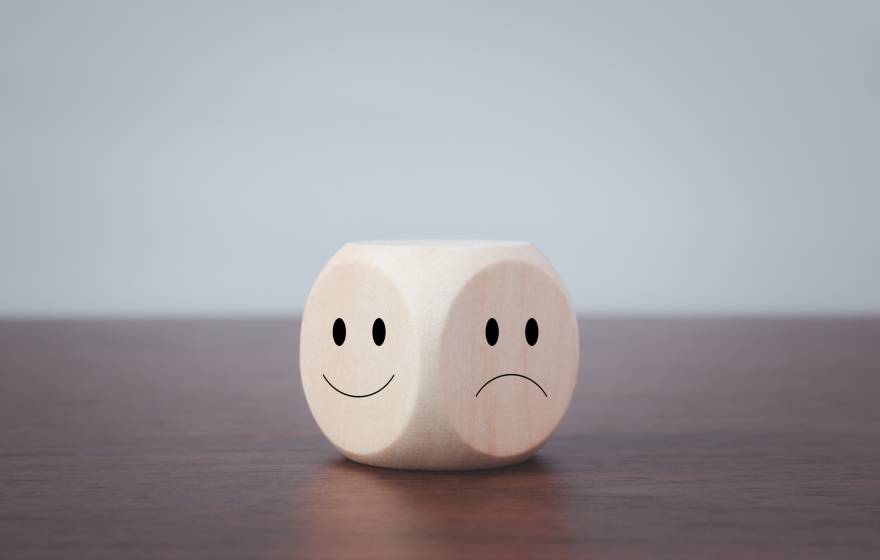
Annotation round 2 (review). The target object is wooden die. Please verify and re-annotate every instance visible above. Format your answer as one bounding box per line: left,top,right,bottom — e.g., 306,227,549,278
300,241,579,470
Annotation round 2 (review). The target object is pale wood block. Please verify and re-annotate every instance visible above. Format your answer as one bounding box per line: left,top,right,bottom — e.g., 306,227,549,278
300,241,579,470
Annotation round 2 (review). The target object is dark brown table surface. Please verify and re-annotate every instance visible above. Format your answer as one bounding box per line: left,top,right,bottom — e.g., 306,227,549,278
2,318,879,559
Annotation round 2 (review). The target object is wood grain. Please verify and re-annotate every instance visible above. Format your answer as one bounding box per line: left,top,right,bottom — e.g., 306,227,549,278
1,318,879,559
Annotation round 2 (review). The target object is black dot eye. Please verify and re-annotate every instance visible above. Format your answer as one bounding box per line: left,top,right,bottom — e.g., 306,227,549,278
485,318,499,346
372,318,386,346
525,318,539,346
332,318,346,346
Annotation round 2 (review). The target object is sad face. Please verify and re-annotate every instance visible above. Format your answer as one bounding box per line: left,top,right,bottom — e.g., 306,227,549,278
439,261,579,459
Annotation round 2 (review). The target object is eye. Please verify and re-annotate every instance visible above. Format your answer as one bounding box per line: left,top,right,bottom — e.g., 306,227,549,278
332,318,346,346
525,318,539,346
372,318,386,346
485,318,499,346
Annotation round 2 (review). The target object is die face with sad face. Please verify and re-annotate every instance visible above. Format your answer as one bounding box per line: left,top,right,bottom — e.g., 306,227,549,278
300,241,579,470
440,261,579,460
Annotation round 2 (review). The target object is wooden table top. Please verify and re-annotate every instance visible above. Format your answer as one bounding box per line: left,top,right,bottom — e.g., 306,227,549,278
2,318,879,559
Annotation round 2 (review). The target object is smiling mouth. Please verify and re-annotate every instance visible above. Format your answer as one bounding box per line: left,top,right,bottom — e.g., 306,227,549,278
322,374,395,398
475,374,548,398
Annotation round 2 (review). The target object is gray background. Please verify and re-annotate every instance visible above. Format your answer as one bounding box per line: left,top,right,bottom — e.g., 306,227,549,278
1,1,878,316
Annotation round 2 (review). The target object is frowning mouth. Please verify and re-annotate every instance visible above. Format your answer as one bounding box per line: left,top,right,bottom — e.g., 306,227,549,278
475,374,547,398
323,374,395,398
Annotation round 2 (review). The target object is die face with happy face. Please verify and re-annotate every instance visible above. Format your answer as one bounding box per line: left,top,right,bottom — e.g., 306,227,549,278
300,260,418,458
300,241,579,470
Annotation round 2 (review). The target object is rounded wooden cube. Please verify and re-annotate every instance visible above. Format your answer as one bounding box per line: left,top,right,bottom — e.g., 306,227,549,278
300,241,579,470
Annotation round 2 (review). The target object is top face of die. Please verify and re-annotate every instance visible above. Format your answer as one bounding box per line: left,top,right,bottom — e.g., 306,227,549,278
439,261,579,458
352,240,530,248
300,261,418,457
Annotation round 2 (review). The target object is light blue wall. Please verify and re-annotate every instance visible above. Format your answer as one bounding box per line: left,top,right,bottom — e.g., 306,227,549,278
2,1,878,316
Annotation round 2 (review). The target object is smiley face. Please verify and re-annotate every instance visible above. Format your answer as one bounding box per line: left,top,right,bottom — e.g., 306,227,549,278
321,317,396,398
439,261,579,459
300,262,417,457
